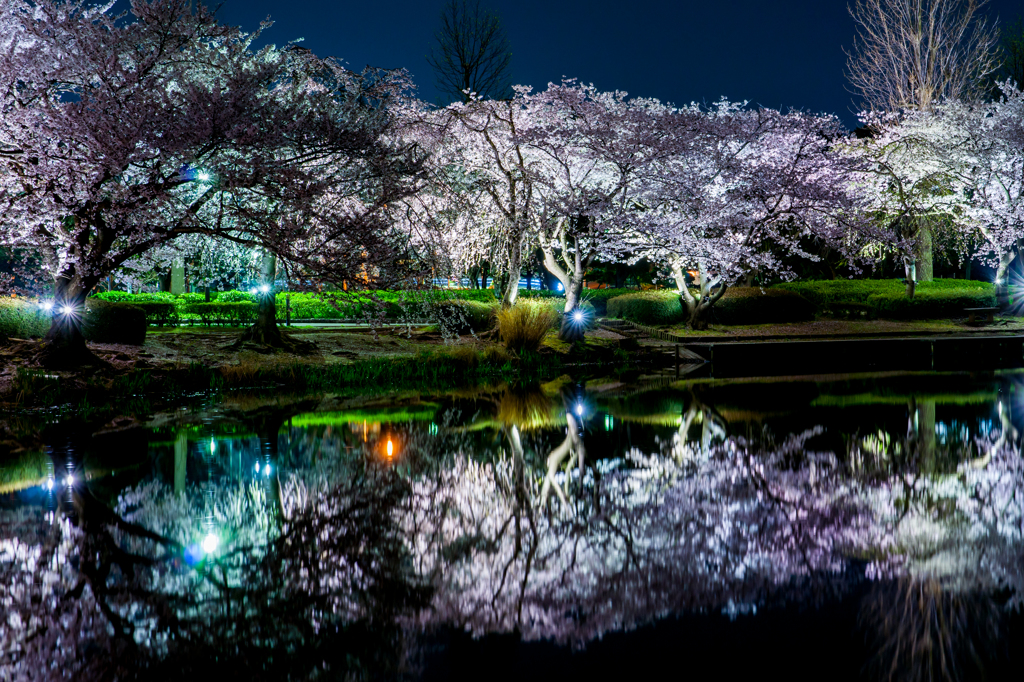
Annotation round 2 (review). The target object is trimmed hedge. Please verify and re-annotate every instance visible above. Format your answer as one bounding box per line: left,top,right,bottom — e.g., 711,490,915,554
0,299,51,339
774,279,995,319
866,289,996,319
82,299,147,345
433,299,498,334
607,290,683,325
710,287,815,324
185,301,258,326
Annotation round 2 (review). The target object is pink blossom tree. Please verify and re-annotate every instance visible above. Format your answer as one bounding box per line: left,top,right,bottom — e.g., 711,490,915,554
517,82,679,340
0,0,424,365
632,104,871,329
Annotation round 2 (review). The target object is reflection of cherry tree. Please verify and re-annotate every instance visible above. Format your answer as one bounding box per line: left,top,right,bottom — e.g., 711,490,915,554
0,450,427,678
405,428,884,643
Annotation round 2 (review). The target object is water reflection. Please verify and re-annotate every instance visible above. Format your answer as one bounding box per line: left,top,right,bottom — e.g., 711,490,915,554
1,376,1022,679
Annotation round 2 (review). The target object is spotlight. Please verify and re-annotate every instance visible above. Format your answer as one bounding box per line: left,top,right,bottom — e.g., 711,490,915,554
573,310,584,323
575,403,584,417
41,301,54,311
65,474,74,486
201,533,219,554
259,284,270,294
60,305,74,315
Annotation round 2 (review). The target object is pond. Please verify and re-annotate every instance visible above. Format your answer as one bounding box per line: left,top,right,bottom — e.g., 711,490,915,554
2,371,1023,680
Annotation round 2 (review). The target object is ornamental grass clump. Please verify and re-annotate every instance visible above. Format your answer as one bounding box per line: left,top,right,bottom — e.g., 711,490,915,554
497,301,558,353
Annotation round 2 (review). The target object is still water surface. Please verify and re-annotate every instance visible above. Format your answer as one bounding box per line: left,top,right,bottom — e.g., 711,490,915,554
2,372,1023,680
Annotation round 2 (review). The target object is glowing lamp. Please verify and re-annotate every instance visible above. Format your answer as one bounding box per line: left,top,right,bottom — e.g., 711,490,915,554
573,310,584,323
197,171,210,182
259,284,270,294
41,301,54,311
45,478,54,491
65,474,74,486
386,439,394,458
575,403,584,417
254,462,260,473
60,305,74,315
201,533,218,554
263,463,272,475
249,288,257,295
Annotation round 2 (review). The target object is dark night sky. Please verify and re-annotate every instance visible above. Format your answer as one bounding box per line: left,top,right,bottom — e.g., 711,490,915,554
207,0,1021,128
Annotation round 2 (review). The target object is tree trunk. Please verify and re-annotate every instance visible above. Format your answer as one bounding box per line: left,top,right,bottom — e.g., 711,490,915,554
558,274,586,342
233,252,310,352
995,248,1016,309
904,258,917,298
672,261,726,331
500,244,522,309
39,276,104,369
915,218,934,282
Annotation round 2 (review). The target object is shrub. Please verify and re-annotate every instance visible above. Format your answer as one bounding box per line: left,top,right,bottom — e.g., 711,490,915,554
577,288,637,315
497,301,559,353
185,301,258,326
126,301,177,326
606,290,683,325
0,298,51,339
867,289,996,319
83,299,147,345
774,279,995,319
432,299,497,335
94,290,176,304
216,289,256,303
710,287,815,324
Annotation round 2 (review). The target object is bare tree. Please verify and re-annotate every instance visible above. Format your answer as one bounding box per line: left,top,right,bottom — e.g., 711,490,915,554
846,0,998,284
846,0,1000,112
427,0,512,103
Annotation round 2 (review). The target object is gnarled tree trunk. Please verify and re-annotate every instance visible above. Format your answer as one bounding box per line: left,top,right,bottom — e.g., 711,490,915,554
39,273,104,369
672,261,727,331
234,252,310,352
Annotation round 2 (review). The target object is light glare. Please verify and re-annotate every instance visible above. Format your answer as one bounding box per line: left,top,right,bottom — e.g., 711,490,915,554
201,533,218,554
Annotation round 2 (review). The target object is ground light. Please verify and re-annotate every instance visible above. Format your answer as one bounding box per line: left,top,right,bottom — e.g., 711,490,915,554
60,305,74,315
201,533,219,554
40,301,53,311
260,284,270,294
573,310,585,323
387,439,394,458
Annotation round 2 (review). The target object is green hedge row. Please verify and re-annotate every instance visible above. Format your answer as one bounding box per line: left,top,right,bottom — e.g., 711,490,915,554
605,287,815,325
0,298,147,345
774,279,995,319
607,291,682,325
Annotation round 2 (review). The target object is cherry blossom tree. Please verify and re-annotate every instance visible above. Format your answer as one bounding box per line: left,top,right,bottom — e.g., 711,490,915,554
0,0,425,366
518,82,678,341
427,94,542,308
631,104,870,328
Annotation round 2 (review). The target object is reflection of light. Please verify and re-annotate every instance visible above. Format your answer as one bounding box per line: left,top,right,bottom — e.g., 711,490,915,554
604,414,614,431
210,438,215,453
254,462,260,474
386,439,393,458
45,478,54,491
557,283,563,291
363,420,367,442
201,534,218,554
65,474,74,486
197,171,210,182
264,463,272,475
